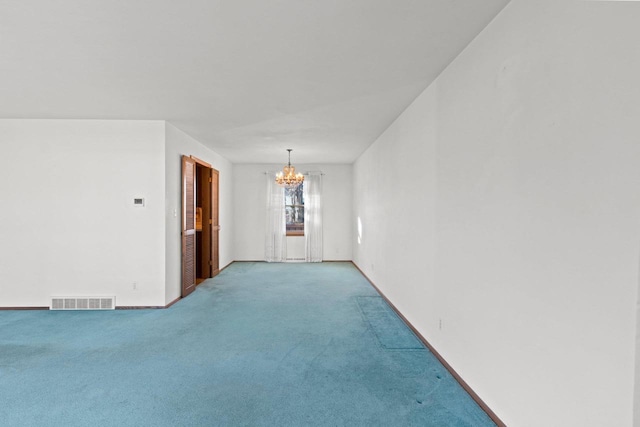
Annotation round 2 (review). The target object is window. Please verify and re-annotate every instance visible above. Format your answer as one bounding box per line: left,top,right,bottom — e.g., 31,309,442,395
285,184,304,236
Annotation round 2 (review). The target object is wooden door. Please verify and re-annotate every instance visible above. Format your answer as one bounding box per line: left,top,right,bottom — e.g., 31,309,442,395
211,168,220,276
197,164,211,281
182,156,197,297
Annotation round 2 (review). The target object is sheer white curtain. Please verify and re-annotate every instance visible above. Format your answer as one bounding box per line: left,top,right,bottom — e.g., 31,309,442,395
303,173,323,262
265,173,286,262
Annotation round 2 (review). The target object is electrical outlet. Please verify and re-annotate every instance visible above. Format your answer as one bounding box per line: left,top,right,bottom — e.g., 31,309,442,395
438,318,442,330
133,282,137,290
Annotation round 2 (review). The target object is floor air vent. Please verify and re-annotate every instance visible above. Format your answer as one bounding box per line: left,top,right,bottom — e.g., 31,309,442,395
50,297,115,310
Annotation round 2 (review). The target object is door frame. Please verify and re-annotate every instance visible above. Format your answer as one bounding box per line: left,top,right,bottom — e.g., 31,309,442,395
182,155,220,298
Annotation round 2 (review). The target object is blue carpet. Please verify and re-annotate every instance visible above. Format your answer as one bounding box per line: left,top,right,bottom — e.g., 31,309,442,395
0,262,495,426
356,296,424,350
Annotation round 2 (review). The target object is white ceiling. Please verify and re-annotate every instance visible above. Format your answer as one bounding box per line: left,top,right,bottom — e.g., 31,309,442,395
0,0,509,164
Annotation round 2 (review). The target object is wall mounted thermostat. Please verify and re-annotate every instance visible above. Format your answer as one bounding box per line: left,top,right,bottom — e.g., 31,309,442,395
133,198,145,207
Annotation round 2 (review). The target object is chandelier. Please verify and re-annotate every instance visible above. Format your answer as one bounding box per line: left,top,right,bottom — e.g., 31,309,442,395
275,149,304,188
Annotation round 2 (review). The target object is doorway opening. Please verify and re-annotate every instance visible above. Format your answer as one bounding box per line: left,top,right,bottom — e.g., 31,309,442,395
182,155,219,298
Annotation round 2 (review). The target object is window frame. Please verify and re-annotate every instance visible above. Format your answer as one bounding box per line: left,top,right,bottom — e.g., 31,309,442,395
285,184,305,237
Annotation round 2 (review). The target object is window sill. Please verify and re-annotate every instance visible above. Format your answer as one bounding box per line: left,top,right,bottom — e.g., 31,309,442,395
286,231,305,237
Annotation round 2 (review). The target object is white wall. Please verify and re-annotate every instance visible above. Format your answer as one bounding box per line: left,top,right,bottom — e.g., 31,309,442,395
0,119,166,307
164,123,234,305
233,163,352,261
353,81,438,336
0,120,234,308
636,291,640,427
353,1,640,426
